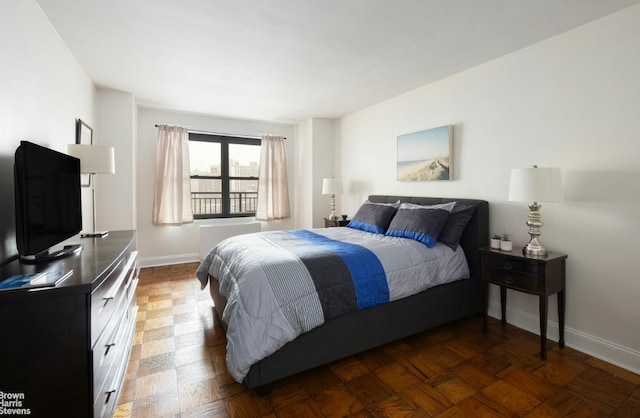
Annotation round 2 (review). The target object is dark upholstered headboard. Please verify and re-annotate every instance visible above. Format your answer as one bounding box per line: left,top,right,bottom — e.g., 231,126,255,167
367,195,489,280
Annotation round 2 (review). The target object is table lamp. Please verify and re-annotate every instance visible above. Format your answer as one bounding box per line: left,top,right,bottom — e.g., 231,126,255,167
322,178,343,221
508,165,563,257
67,144,115,237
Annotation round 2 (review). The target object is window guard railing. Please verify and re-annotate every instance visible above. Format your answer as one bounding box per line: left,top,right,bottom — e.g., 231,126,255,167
191,191,258,215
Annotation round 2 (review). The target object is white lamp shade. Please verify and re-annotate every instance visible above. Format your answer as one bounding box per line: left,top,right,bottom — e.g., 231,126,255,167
508,167,563,202
67,144,115,174
322,178,343,195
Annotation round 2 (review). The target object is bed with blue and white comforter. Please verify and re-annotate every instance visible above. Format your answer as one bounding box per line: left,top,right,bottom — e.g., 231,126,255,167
196,226,469,383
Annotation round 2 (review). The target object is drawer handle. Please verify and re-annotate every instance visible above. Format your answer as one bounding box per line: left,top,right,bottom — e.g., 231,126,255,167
504,277,514,284
104,340,116,357
105,309,128,356
101,253,136,306
503,262,514,270
105,389,117,404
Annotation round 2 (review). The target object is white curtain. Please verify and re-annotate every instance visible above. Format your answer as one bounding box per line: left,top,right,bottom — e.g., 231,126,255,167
256,135,290,221
152,125,194,225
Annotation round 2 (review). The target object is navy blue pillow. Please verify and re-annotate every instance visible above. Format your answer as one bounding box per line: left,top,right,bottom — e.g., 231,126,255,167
347,201,398,234
385,202,455,247
438,203,476,250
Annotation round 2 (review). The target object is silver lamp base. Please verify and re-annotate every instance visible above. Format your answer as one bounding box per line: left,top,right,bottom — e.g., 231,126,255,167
523,202,548,258
328,194,338,220
523,237,547,257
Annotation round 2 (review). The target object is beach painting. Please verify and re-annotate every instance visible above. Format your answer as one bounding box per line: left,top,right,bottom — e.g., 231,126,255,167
397,125,452,181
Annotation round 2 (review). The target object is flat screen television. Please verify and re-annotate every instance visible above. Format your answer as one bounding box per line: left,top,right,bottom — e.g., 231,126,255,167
14,141,83,263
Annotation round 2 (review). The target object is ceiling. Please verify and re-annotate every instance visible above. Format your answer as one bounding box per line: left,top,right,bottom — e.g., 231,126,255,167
36,0,640,123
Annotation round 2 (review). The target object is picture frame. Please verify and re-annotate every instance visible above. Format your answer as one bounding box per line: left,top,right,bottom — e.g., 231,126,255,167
397,125,453,181
75,119,93,187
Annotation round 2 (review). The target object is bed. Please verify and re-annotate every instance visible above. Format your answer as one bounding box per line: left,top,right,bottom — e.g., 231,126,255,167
196,195,489,393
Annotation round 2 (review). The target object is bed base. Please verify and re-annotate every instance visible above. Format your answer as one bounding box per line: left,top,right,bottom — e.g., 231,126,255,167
210,195,489,392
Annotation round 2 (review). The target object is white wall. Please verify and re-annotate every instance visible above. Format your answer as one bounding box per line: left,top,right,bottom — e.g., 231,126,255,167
294,119,313,229
95,88,137,232
335,5,640,373
295,118,337,229
0,0,95,260
311,119,338,228
136,107,295,266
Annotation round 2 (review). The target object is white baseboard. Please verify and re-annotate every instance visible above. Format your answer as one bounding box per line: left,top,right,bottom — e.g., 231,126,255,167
138,253,200,268
488,301,640,375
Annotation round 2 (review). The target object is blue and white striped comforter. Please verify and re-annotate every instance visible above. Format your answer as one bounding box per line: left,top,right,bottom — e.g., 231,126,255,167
196,227,469,382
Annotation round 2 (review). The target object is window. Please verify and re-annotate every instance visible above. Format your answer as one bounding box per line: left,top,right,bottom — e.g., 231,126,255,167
189,133,261,218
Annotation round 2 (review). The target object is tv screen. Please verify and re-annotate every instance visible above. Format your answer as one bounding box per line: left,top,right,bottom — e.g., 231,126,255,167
14,141,83,262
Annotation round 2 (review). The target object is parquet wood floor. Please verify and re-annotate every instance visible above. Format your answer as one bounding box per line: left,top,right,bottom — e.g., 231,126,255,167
115,263,640,417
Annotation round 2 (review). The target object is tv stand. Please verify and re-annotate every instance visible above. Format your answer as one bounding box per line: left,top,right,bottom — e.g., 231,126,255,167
20,243,84,264
0,231,138,417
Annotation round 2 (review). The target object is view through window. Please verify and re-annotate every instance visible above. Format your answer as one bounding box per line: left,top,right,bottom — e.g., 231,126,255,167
189,133,261,218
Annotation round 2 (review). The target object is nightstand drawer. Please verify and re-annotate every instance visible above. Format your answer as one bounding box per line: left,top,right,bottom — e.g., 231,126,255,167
487,268,540,293
487,257,539,277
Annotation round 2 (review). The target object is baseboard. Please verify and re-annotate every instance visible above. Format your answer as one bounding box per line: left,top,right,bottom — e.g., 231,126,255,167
138,253,200,268
488,301,640,375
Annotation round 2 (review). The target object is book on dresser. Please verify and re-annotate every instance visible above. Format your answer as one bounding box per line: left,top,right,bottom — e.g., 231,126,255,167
0,269,73,291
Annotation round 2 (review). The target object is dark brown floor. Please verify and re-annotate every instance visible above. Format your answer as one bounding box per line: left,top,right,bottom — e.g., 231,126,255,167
115,263,640,417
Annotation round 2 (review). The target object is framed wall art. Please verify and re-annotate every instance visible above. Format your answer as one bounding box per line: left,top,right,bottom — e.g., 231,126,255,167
397,125,452,181
75,119,93,186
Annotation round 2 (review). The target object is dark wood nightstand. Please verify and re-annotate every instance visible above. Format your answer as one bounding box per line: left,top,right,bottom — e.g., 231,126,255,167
324,217,350,227
480,247,567,359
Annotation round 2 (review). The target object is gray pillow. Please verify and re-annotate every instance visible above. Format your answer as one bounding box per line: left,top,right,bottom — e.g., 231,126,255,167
347,201,399,234
439,203,476,250
385,202,455,247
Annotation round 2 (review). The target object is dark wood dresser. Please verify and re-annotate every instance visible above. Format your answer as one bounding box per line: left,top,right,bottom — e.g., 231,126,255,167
0,230,139,418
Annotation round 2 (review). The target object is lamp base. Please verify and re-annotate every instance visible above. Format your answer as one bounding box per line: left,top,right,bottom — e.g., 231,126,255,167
81,231,109,238
523,202,548,258
523,237,548,258
328,194,338,220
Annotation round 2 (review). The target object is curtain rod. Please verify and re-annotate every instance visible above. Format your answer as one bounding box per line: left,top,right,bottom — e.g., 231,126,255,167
154,124,285,140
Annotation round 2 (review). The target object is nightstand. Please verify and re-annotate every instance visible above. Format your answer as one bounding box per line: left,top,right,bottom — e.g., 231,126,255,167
480,247,567,359
324,217,350,227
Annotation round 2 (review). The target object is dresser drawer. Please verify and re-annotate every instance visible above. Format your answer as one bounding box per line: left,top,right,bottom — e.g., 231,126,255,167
93,304,137,418
90,258,126,346
90,251,138,346
92,294,128,402
92,253,138,400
